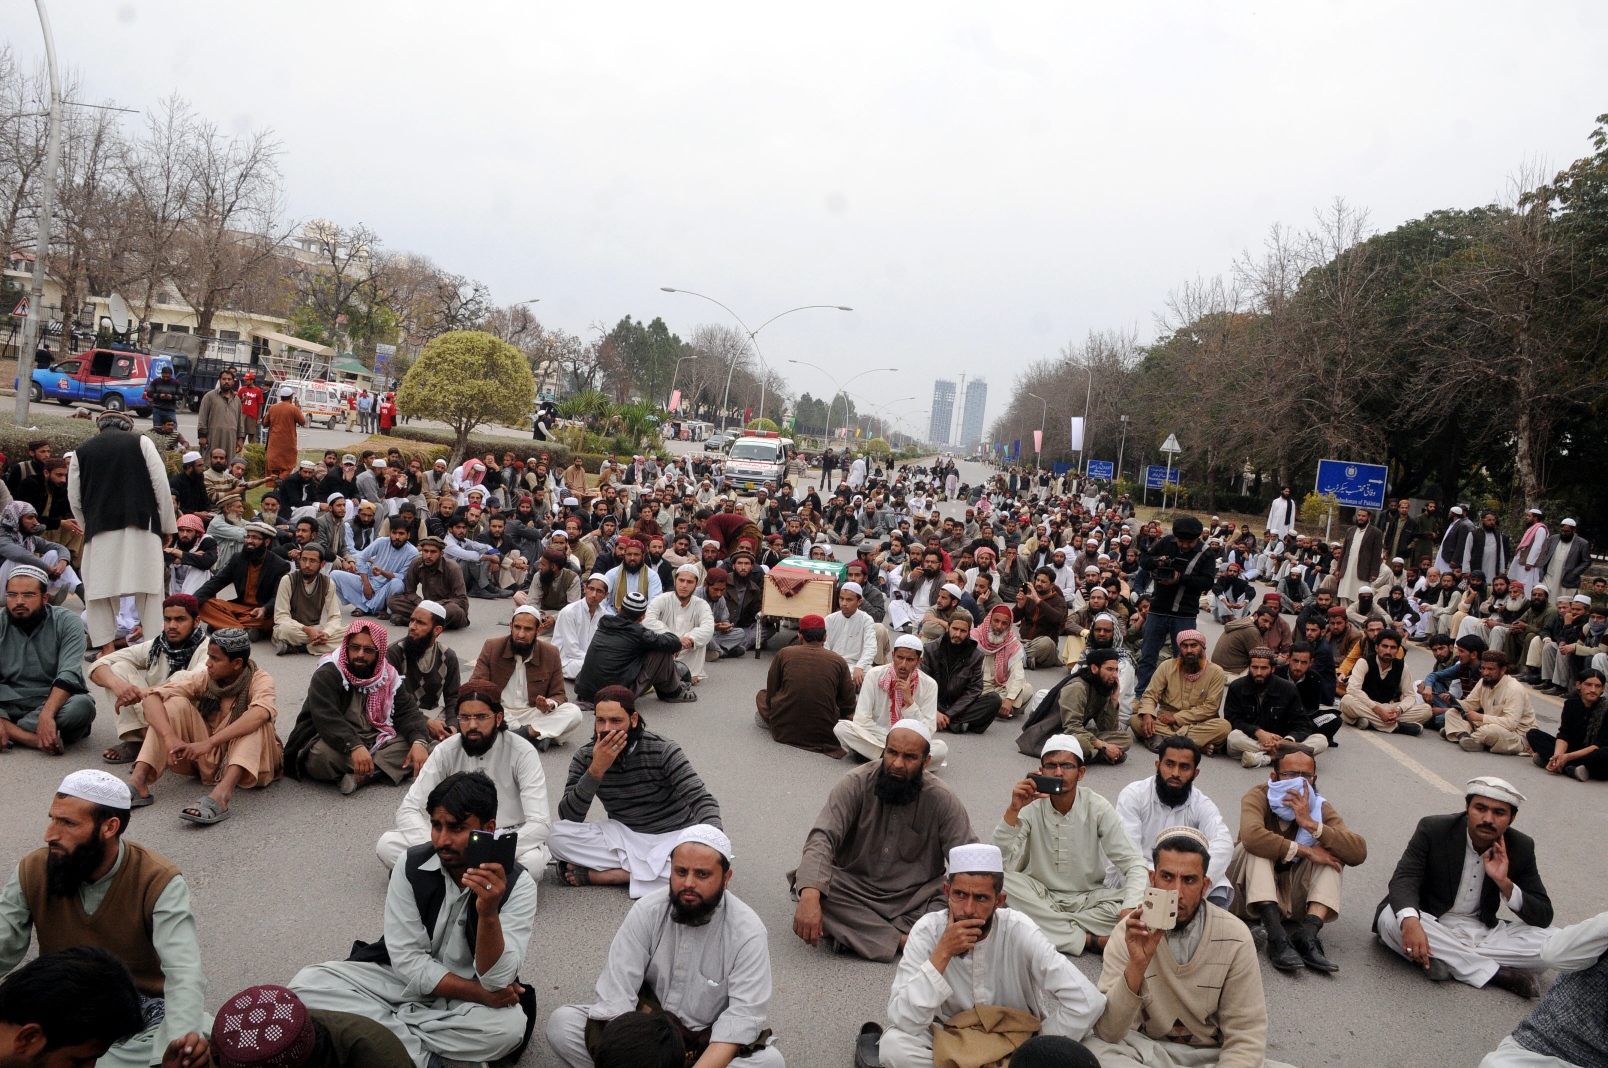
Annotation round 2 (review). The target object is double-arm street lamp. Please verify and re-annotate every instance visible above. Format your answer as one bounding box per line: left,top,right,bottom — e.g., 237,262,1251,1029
660,288,851,431
1026,391,1049,470
787,359,896,444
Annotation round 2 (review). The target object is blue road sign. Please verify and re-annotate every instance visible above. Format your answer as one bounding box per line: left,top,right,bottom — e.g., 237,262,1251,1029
1086,460,1114,480
1144,465,1176,490
1314,458,1388,510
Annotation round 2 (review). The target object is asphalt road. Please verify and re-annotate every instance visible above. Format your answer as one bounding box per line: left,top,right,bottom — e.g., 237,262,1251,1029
1,454,1596,1068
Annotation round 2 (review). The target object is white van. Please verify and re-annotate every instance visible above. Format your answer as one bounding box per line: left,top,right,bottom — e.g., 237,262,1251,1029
723,432,796,492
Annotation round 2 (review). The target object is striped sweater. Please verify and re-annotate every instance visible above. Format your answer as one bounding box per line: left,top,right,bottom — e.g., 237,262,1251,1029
559,728,722,834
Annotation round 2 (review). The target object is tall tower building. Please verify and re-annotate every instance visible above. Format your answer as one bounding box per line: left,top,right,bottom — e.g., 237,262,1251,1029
960,378,988,448
929,379,956,445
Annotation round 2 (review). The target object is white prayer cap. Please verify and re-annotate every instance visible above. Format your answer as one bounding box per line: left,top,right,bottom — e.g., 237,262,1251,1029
57,769,132,810
1534,584,1550,594
1392,557,1405,564
562,497,580,507
674,823,733,861
181,450,203,464
893,634,924,653
888,719,933,743
841,581,863,596
1041,734,1084,762
1562,518,1578,527
676,563,701,576
702,539,721,549
298,459,315,469
1094,612,1116,624
1528,507,1544,517
512,605,542,622
1450,505,1465,515
1574,594,1593,605
1084,565,1101,575
417,599,447,622
1358,585,1374,595
1466,776,1526,808
371,459,386,468
5,564,49,589
327,492,346,503
948,843,1004,875
941,582,964,600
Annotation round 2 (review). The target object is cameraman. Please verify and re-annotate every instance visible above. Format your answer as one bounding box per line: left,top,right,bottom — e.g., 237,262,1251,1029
1136,515,1220,693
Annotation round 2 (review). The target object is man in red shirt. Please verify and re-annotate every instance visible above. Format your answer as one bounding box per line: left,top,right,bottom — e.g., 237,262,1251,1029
238,372,265,444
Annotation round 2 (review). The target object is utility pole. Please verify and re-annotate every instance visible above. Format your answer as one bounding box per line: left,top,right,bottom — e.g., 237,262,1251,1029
15,0,62,424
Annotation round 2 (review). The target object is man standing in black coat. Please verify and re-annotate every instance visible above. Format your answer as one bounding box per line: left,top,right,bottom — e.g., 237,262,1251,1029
573,590,695,705
1135,515,1219,694
1374,776,1554,998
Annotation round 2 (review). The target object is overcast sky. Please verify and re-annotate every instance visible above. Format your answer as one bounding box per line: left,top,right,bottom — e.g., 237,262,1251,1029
4,1,1605,435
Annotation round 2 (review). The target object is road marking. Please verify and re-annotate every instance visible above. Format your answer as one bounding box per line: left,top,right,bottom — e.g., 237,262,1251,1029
1356,730,1463,796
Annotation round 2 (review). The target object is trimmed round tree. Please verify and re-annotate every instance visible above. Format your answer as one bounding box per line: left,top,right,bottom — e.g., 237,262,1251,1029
396,330,535,465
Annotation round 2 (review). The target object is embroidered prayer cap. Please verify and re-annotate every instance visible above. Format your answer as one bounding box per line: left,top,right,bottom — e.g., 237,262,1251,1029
182,450,203,464
325,492,345,504
1534,584,1550,595
210,628,253,658
622,590,650,614
674,823,733,862
893,633,925,653
562,496,580,506
1466,776,1526,808
948,843,1004,876
541,547,568,565
1156,825,1212,852
1041,733,1084,762
4,564,49,589
1176,629,1207,646
889,719,932,743
57,769,132,811
675,563,701,577
799,614,826,630
370,459,386,468
417,599,447,622
213,984,316,1068
1574,594,1594,605
840,581,863,596
298,459,315,469
704,567,728,583
1357,585,1374,595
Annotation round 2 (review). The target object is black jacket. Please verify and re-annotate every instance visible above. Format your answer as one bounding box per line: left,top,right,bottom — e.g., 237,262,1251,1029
72,428,163,539
283,662,428,779
170,470,211,516
1376,812,1552,932
1139,535,1218,617
1225,674,1316,741
921,636,985,713
195,548,291,611
573,614,683,703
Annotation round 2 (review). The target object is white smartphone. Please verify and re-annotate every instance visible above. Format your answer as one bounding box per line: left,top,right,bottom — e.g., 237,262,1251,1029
1140,887,1179,931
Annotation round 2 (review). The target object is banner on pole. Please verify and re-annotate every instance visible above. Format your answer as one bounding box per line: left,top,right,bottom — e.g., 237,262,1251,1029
1069,417,1085,452
668,390,681,413
1033,429,1043,453
1012,439,1020,457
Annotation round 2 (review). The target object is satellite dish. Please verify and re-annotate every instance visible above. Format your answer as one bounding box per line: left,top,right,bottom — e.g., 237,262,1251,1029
107,293,132,336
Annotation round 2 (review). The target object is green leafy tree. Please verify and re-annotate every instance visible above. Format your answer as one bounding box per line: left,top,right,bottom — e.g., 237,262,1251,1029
396,331,533,464
744,417,779,433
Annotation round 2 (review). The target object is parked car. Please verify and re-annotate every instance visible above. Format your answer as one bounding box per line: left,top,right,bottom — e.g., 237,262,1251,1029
23,348,159,415
703,433,730,452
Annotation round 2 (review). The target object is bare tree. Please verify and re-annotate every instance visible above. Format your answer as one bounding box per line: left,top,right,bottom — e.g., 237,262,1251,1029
123,95,197,324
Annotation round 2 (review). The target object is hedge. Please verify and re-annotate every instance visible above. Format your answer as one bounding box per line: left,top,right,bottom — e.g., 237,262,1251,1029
0,411,99,464
379,426,667,474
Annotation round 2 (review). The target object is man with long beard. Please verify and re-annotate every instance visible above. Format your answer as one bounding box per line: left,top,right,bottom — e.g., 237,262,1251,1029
1335,507,1384,605
0,770,209,1068
922,614,1003,735
378,682,551,875
835,635,947,764
790,721,975,962
194,524,291,637
1132,631,1231,755
1110,737,1235,907
546,826,782,1068
283,621,431,797
469,606,582,750
387,602,461,738
996,735,1148,957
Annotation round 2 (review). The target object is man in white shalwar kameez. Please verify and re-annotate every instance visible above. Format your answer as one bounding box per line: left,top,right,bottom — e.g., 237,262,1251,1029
293,770,537,1068
1266,486,1298,538
68,410,177,656
834,634,949,764
644,564,715,681
847,454,867,491
1508,508,1549,596
377,684,551,874
824,581,878,687
546,826,783,1068
877,843,1106,1068
1481,910,1608,1068
1108,737,1235,907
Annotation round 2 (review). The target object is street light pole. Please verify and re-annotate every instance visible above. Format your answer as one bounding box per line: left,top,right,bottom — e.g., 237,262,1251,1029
14,0,62,424
668,354,695,410
1026,391,1048,471
787,359,896,446
1116,415,1129,482
1079,364,1093,477
661,288,851,431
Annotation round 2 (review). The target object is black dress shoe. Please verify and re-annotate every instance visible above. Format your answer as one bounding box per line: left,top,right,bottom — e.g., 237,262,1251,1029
1267,938,1304,971
1294,935,1339,973
1394,722,1424,737
1489,966,1540,998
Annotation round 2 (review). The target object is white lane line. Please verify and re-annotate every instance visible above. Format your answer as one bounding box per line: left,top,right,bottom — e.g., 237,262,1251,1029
1356,730,1463,796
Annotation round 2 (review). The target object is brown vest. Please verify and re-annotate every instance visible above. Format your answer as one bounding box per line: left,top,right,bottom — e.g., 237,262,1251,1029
288,572,332,624
536,566,578,612
18,841,180,996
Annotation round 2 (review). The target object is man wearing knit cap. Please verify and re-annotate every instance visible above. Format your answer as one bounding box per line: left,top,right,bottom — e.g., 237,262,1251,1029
574,590,695,705
757,613,856,756
996,735,1148,955
467,606,582,749
835,634,948,764
643,563,715,681
69,407,177,657
1132,630,1231,755
1088,827,1293,1068
1376,775,1555,998
547,825,782,1068
211,984,409,1068
791,720,974,962
90,593,210,765
0,770,209,1068
386,536,469,630
0,565,96,753
875,841,1105,1068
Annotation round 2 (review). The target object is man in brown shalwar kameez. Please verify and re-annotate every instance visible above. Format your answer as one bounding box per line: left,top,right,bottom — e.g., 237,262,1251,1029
788,721,976,961
263,385,306,481
387,536,470,629
756,613,856,756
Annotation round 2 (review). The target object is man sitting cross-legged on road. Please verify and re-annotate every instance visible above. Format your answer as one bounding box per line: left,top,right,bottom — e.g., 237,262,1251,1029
1480,909,1608,1068
388,601,461,740
643,564,715,684
1375,775,1555,998
574,591,696,706
755,613,856,756
387,537,469,630
550,686,723,897
1131,630,1230,756
1028,647,1130,765
873,843,1106,1068
789,721,975,962
1225,647,1327,769
90,593,210,766
545,825,782,1068
469,606,582,751
1339,629,1432,737
922,613,1003,736
0,566,95,755
1529,667,1608,782
193,524,290,638
1443,650,1538,755
996,734,1148,956
834,634,949,765
292,771,538,1068
272,544,344,657
283,619,431,798
1110,737,1235,908
1226,746,1368,975
127,627,282,825
377,681,551,876
1086,828,1296,1068
331,521,417,617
